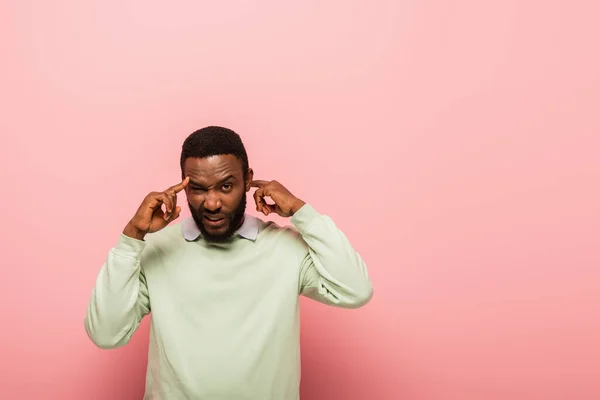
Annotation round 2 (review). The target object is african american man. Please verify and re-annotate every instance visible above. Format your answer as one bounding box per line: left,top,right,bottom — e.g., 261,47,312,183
84,126,373,400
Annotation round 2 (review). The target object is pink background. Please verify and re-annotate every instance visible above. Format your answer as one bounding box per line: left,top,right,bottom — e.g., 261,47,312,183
1,1,599,399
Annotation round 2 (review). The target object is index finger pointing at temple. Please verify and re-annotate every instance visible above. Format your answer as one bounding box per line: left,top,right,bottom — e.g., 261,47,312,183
168,176,190,193
250,180,269,188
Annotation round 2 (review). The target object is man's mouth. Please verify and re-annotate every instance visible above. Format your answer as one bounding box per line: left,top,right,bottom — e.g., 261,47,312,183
203,215,226,227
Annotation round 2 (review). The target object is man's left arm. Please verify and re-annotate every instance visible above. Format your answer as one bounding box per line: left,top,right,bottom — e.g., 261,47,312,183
251,179,373,308
291,203,373,308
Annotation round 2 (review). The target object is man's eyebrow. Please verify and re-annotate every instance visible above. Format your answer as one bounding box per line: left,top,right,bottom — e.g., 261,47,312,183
188,180,205,188
217,175,236,184
188,175,235,188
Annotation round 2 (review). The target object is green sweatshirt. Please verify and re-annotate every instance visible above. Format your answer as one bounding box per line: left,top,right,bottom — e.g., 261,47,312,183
84,204,373,400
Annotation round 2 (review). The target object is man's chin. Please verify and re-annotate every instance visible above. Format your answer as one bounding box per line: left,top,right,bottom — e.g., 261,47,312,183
200,224,234,243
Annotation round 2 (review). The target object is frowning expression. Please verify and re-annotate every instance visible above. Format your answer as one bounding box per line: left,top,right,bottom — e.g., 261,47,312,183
183,155,253,242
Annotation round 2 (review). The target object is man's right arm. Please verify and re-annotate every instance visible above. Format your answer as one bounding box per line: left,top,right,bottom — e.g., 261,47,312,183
84,177,188,349
84,233,151,349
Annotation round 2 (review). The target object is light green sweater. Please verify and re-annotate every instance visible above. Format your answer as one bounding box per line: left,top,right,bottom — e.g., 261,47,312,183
84,204,373,400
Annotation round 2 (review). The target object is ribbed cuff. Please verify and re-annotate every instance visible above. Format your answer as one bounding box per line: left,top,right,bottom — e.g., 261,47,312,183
114,233,147,259
290,203,320,233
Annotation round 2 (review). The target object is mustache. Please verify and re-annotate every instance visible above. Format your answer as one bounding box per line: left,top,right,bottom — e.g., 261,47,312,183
202,212,227,220
202,209,226,216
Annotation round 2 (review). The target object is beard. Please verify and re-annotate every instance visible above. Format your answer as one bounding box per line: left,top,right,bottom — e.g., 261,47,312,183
188,192,247,243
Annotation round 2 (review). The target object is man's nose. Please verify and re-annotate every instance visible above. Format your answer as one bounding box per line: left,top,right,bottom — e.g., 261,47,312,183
203,191,222,211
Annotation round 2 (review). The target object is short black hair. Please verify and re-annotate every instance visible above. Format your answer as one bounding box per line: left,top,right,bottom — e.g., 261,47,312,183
180,126,249,178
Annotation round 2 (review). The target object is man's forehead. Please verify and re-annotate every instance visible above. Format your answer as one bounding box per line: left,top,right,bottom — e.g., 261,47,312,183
183,155,242,179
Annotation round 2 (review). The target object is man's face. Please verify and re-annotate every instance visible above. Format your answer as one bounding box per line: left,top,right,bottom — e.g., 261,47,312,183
183,155,253,242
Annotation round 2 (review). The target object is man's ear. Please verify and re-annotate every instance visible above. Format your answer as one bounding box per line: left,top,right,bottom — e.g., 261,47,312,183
245,168,254,191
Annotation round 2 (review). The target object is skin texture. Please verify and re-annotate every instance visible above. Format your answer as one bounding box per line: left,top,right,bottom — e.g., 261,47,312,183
123,154,306,242
184,155,252,242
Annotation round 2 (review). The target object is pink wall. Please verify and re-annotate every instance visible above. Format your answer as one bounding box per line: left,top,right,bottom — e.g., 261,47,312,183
1,1,598,399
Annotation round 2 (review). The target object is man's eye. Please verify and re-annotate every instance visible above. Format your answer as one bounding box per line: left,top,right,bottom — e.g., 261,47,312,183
222,184,232,191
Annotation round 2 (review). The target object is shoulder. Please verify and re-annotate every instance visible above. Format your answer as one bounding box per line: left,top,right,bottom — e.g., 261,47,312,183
256,219,308,252
134,223,187,268
144,222,186,250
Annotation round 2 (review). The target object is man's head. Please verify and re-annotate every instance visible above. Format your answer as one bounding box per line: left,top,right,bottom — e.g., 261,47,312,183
180,126,253,243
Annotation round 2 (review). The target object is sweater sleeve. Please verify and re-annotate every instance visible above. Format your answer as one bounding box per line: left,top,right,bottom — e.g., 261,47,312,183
291,204,373,308
84,233,152,349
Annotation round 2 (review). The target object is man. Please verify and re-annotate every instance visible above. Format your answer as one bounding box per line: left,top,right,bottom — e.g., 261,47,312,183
84,126,373,399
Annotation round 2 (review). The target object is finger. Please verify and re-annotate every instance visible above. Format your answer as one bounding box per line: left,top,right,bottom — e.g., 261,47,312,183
264,204,277,216
253,182,274,198
253,188,273,216
157,193,173,220
253,188,266,212
149,206,166,231
146,192,163,209
250,180,269,188
162,193,174,213
168,176,190,194
167,206,182,221
259,202,269,216
165,192,177,219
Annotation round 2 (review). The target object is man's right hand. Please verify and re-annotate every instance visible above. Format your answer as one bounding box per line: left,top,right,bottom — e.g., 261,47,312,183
123,177,190,241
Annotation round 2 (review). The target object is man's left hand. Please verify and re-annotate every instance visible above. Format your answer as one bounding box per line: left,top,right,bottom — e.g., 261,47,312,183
251,180,306,217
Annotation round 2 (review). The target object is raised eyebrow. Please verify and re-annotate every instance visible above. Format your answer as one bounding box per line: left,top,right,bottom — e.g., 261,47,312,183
189,175,235,188
217,175,236,185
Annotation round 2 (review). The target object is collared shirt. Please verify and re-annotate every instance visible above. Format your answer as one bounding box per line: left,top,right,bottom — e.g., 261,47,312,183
181,215,260,242
85,204,373,400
